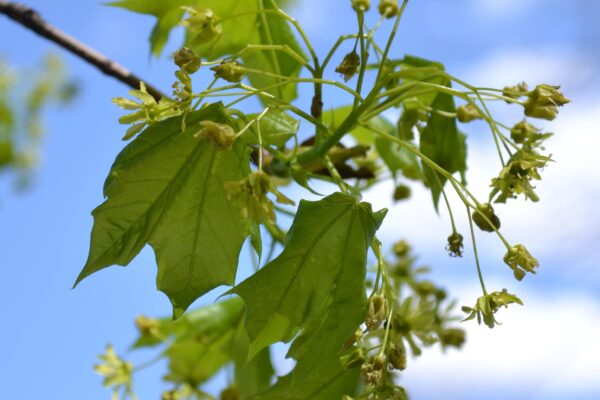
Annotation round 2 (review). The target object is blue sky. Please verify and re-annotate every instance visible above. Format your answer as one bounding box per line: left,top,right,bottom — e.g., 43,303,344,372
1,1,599,399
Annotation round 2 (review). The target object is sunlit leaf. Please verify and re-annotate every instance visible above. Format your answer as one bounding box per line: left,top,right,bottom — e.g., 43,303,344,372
231,192,386,361
75,103,251,316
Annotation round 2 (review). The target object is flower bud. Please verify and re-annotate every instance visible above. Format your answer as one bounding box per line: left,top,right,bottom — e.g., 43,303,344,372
446,232,463,257
378,0,399,18
472,203,501,232
352,0,371,11
393,184,411,201
415,280,436,296
503,244,539,280
335,51,361,81
456,103,481,123
162,390,181,400
193,120,236,149
182,7,222,45
220,385,241,400
372,354,385,370
388,345,407,370
392,240,410,257
510,120,538,144
340,347,366,368
502,82,528,102
523,84,570,121
361,356,385,386
173,47,201,74
439,328,466,348
134,315,160,337
365,294,388,331
211,61,245,83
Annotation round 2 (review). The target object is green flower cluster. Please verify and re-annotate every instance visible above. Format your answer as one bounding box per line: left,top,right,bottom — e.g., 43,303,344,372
462,289,523,328
225,171,295,225
346,241,464,396
94,345,137,400
112,82,178,140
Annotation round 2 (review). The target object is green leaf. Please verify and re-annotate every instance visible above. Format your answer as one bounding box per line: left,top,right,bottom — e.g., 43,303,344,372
234,345,275,397
163,298,246,385
75,103,251,316
132,297,245,349
251,355,360,400
396,55,448,108
231,193,386,361
111,0,304,101
326,105,390,145
108,0,189,56
376,136,423,181
244,109,299,148
239,0,306,102
419,93,467,209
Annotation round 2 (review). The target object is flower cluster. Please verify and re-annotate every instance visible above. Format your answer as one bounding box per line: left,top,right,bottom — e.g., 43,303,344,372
503,244,539,281
523,84,570,120
193,120,237,150
224,171,294,225
181,7,222,47
472,203,501,232
94,345,137,400
348,241,464,395
112,82,179,140
462,289,523,328
378,0,400,18
490,148,551,203
211,61,245,83
335,51,361,81
446,231,464,257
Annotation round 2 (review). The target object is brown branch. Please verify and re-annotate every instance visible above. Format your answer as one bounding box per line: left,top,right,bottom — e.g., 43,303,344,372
0,1,166,100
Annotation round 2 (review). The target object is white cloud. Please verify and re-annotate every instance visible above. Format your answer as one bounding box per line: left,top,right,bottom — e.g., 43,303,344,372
402,290,600,398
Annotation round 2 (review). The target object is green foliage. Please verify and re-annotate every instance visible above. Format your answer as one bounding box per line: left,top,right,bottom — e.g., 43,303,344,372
419,92,466,209
75,103,251,317
0,54,76,188
231,193,385,362
70,0,569,398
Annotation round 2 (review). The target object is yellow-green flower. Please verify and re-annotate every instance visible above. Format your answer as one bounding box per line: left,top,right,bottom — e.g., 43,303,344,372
503,244,539,280
225,171,294,225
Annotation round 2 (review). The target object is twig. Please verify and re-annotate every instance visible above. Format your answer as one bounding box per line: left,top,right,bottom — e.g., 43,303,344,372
0,1,166,100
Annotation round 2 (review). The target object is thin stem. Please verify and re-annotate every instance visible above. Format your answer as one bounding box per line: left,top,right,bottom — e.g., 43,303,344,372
241,67,363,101
354,10,368,110
322,155,350,193
322,34,359,71
274,4,319,69
375,0,410,83
367,123,512,250
378,304,395,358
467,206,488,296
438,176,457,233
258,0,284,99
232,83,329,131
191,77,218,110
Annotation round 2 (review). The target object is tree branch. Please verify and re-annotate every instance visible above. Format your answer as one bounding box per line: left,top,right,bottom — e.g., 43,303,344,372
0,1,166,100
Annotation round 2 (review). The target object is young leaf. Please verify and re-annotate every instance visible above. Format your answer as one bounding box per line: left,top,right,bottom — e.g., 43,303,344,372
231,193,386,360
75,103,251,317
327,105,391,145
240,0,307,102
108,0,189,56
251,355,360,400
154,298,248,386
243,109,299,148
419,93,467,209
234,342,276,397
